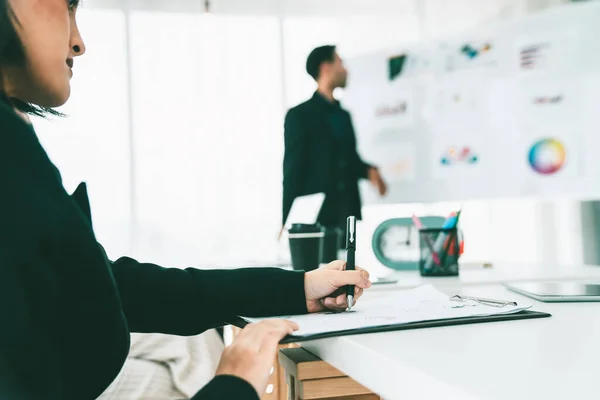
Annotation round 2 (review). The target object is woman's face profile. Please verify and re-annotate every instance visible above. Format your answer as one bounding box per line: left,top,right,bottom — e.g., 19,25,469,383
4,0,86,108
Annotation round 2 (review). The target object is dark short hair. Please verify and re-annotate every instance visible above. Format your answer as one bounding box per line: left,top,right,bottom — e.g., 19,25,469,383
306,45,337,81
0,0,77,116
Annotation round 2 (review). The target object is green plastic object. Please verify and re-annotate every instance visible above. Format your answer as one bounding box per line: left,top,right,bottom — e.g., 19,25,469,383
372,216,446,271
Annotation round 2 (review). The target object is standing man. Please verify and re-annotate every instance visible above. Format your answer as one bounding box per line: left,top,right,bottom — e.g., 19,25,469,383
283,45,387,238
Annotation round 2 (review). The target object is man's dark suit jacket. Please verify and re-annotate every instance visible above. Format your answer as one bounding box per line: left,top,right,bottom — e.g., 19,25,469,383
283,92,372,227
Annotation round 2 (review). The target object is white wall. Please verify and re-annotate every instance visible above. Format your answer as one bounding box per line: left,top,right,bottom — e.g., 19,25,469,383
127,12,284,266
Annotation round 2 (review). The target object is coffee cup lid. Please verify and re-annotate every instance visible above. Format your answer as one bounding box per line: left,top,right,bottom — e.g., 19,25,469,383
289,223,322,234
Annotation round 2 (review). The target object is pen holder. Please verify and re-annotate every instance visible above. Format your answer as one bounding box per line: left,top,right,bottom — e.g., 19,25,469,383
418,228,460,277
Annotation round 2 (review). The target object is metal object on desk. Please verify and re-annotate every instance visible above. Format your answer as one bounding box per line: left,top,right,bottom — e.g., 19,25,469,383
450,295,518,308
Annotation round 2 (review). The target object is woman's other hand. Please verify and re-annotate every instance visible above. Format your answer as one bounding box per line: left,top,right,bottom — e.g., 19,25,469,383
304,260,371,313
215,320,298,396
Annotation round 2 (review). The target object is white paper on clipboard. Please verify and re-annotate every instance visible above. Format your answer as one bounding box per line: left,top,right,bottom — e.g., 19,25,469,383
243,285,533,338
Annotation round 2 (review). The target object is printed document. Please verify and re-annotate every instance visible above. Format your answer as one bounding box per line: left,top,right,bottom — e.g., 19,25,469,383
243,285,532,338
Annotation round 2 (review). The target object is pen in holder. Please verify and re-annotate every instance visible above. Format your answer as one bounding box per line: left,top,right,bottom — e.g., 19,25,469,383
419,227,460,277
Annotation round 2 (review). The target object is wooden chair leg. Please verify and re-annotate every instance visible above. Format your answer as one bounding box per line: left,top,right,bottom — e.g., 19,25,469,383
278,360,287,400
286,373,298,400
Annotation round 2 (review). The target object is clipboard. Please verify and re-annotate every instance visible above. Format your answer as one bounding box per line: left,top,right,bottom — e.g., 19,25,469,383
229,310,551,344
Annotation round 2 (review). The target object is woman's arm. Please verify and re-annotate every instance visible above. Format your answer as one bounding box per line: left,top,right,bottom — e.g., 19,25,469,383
190,375,259,400
0,108,64,399
0,251,64,399
110,256,308,335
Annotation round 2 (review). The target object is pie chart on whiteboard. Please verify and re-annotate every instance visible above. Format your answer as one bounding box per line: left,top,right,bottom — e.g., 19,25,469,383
528,138,566,175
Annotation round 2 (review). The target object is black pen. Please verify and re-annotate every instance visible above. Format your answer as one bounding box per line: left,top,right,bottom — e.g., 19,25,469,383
346,216,356,311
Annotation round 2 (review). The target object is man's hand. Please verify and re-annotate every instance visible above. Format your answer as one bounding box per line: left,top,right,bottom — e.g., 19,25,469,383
304,260,371,313
215,320,299,395
368,167,387,196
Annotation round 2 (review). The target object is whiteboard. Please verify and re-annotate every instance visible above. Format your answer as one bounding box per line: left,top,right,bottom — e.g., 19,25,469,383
342,1,600,205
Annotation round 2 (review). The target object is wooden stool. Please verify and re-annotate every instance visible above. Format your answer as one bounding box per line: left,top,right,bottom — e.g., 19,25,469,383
278,347,380,400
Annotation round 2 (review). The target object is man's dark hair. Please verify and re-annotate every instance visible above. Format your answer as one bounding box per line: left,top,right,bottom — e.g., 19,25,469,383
306,45,336,81
0,0,75,116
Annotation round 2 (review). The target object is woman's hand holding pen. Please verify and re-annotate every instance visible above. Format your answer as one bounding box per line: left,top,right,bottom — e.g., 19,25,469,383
215,261,370,395
304,260,372,313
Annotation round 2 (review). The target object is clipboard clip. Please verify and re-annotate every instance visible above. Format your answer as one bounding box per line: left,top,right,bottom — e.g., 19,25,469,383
450,295,518,308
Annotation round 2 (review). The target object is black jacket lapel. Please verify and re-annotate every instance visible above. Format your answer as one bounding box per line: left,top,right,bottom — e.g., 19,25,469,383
70,182,93,227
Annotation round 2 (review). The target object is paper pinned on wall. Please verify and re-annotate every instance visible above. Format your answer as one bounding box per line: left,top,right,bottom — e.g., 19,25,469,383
374,141,417,184
346,80,415,138
430,78,488,136
242,285,532,338
403,45,440,78
441,37,502,74
517,28,580,74
522,133,580,179
430,135,487,180
517,76,582,130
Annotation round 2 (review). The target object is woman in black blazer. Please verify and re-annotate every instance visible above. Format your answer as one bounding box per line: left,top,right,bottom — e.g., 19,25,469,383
0,1,371,399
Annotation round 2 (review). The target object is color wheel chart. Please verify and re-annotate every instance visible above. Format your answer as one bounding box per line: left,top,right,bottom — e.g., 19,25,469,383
528,138,566,175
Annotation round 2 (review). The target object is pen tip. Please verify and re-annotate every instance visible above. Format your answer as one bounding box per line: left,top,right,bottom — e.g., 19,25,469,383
347,295,354,311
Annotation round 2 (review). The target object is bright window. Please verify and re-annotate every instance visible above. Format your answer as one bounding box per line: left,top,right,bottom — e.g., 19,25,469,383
128,12,283,265
34,9,131,257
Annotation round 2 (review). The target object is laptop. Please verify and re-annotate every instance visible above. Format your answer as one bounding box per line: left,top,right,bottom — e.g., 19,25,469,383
505,281,600,302
283,193,325,230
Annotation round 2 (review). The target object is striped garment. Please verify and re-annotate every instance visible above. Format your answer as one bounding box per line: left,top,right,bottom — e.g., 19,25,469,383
98,329,224,400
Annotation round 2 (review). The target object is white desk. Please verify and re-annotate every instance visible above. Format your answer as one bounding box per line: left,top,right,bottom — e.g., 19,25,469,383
303,266,600,400
372,263,600,291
